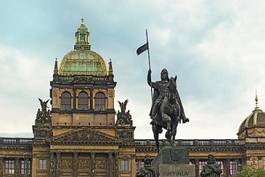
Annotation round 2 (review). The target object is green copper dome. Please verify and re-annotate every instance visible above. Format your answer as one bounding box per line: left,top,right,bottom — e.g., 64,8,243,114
59,19,107,76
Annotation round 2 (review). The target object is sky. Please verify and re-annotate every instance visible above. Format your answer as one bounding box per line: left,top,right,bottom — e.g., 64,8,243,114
0,0,265,139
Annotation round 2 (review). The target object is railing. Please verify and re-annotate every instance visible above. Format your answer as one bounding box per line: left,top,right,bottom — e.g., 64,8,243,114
0,137,242,146
0,138,33,145
135,139,242,146
52,122,115,126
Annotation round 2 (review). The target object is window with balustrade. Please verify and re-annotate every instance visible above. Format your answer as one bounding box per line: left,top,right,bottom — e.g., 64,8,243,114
4,159,15,174
21,160,31,174
120,159,129,172
38,159,47,170
230,160,238,175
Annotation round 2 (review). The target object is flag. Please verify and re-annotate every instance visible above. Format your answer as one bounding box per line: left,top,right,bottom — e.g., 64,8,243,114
136,42,148,55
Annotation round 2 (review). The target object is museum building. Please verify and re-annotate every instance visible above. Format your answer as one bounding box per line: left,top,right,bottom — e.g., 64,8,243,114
0,21,265,177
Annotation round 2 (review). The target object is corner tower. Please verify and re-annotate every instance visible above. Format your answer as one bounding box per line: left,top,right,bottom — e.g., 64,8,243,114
50,20,116,135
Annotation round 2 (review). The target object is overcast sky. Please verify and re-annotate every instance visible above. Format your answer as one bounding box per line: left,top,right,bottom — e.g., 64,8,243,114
0,0,264,139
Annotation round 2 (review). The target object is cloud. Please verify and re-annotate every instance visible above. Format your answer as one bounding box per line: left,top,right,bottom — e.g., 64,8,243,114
0,0,264,139
0,44,51,136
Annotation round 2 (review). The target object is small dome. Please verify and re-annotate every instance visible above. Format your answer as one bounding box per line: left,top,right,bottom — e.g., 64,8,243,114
238,107,265,134
58,19,107,76
238,95,265,135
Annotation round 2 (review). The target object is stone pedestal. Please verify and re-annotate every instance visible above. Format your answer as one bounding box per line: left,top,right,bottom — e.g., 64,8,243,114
151,145,195,177
159,164,195,177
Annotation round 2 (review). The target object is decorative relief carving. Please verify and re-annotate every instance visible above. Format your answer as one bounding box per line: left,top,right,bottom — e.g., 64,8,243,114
61,159,73,169
247,128,265,137
249,156,259,169
78,159,91,169
53,129,119,144
118,131,133,139
108,89,114,97
95,159,107,169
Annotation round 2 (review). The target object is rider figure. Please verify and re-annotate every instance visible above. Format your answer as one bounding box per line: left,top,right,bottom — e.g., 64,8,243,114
147,68,189,125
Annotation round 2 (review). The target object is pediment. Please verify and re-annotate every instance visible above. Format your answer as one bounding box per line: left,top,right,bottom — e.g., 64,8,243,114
52,128,120,145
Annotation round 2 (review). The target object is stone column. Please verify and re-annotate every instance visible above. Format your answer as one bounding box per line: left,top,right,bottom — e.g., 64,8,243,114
56,152,61,177
73,152,78,177
108,153,113,177
194,159,199,177
114,152,119,177
73,88,77,110
224,159,230,177
49,153,55,177
15,157,19,176
0,158,3,177
91,153,95,177
90,89,93,110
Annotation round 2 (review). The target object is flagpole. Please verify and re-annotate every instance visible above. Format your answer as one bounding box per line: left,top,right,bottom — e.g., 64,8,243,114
146,29,151,71
146,29,153,101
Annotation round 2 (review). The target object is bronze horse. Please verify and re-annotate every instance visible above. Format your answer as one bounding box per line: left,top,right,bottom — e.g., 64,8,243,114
152,77,183,151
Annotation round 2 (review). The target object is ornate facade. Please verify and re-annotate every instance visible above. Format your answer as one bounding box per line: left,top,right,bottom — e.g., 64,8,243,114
0,21,265,177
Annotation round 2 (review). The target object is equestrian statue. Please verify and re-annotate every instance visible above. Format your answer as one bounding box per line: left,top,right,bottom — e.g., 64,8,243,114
147,68,189,151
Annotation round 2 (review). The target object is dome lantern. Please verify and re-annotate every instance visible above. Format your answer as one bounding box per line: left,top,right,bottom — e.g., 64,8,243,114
58,20,107,76
74,18,91,50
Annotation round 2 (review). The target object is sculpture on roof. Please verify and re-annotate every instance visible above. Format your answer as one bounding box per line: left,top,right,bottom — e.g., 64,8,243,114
116,99,133,126
36,98,51,124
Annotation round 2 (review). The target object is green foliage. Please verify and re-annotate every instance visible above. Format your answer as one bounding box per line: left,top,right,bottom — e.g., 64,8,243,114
234,166,265,177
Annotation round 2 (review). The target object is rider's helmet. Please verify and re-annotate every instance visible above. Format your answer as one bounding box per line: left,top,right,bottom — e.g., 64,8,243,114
161,68,169,81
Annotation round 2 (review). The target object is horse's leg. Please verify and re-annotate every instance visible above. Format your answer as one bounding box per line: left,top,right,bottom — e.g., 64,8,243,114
152,124,159,151
172,122,178,142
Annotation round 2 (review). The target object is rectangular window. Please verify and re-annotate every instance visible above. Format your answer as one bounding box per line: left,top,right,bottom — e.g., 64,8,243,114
120,159,129,172
199,161,207,174
136,159,145,171
4,159,15,174
230,160,238,175
21,160,31,174
39,159,47,170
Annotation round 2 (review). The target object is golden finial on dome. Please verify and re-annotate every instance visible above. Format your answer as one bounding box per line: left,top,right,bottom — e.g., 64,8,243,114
255,89,259,109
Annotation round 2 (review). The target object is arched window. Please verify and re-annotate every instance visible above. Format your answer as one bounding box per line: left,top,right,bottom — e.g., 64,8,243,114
60,91,71,111
78,91,89,110
95,92,106,111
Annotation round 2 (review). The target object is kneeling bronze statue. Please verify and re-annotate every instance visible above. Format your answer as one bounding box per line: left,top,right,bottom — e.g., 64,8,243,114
200,155,222,177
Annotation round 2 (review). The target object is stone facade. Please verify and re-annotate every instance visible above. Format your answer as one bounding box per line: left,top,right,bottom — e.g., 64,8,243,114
1,21,265,177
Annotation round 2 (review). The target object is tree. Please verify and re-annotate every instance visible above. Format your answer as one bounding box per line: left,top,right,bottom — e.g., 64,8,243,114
234,166,265,177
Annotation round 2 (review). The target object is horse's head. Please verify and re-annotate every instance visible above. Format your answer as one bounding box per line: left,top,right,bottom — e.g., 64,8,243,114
168,77,177,102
